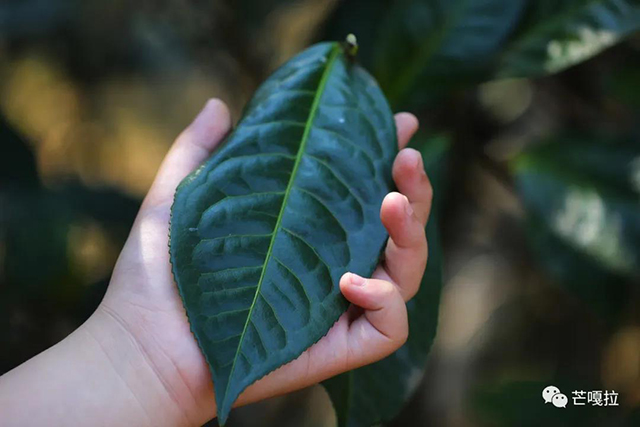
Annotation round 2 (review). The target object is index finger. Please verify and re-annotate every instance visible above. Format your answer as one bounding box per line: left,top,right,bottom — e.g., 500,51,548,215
395,112,419,149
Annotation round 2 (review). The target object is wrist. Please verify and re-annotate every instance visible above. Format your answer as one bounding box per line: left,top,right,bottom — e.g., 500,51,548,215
0,308,197,427
80,307,199,427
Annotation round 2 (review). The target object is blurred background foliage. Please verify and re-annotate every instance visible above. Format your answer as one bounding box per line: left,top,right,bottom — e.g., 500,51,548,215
2,0,640,426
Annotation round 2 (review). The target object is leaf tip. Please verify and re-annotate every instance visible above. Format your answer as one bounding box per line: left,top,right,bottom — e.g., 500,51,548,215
217,408,229,426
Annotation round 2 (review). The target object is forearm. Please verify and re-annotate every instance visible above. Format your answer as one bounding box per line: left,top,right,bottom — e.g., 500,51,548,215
0,313,192,427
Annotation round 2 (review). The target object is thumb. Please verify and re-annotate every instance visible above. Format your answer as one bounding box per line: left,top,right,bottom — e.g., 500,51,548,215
142,98,231,211
339,273,408,368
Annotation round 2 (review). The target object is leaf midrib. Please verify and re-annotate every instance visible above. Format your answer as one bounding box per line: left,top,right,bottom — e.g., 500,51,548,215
221,43,342,409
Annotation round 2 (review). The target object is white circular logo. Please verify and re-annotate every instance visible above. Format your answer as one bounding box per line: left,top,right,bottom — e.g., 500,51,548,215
542,385,561,404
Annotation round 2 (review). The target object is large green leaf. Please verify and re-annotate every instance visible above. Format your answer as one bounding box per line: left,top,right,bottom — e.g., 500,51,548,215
498,0,640,78
356,0,526,106
169,40,398,424
513,136,640,317
324,134,449,427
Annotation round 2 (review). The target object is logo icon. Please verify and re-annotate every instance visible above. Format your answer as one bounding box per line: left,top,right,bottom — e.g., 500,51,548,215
542,385,567,408
552,393,568,408
542,385,561,404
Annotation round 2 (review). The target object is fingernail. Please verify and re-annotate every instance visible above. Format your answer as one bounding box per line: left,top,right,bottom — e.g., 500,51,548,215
350,274,366,287
404,196,414,217
193,98,220,124
204,97,222,109
416,153,425,172
410,150,421,169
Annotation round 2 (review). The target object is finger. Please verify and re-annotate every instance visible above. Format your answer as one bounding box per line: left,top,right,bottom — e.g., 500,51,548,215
376,192,427,301
392,148,433,225
339,273,408,366
395,112,419,149
143,99,231,209
237,312,351,406
237,273,408,407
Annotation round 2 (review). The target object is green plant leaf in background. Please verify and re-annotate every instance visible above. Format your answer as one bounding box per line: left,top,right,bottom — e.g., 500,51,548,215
524,213,630,320
498,0,640,78
375,0,527,106
513,136,640,317
324,134,449,427
323,0,640,107
170,40,398,424
324,0,526,107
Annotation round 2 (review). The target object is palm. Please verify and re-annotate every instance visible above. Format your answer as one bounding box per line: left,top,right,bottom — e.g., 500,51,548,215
97,100,431,421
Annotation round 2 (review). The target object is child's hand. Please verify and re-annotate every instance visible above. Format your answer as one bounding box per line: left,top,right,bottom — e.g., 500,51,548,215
0,99,431,427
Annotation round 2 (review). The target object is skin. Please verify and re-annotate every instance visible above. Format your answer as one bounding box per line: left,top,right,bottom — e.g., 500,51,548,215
0,99,432,427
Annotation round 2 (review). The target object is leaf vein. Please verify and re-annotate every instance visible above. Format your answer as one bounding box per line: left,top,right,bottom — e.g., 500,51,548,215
320,103,386,154
302,154,367,208
220,44,342,410
313,125,379,166
274,256,313,305
200,233,273,243
240,120,307,130
281,226,332,269
198,192,285,226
